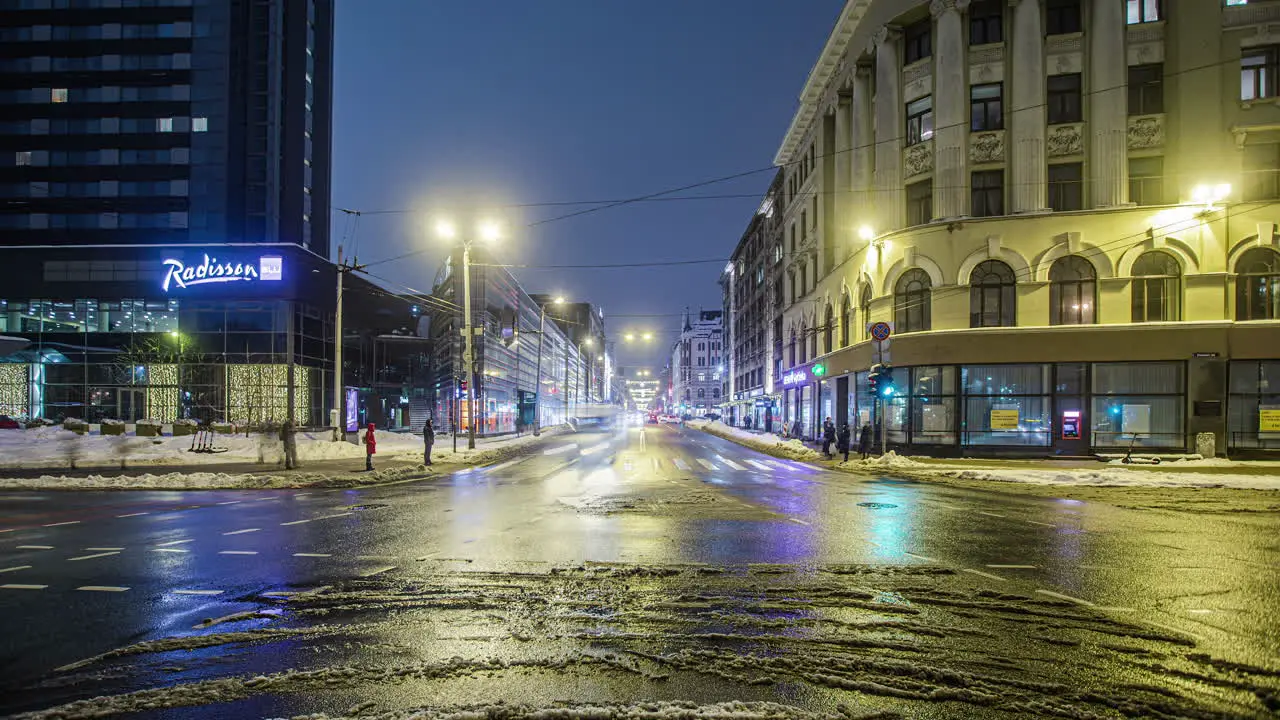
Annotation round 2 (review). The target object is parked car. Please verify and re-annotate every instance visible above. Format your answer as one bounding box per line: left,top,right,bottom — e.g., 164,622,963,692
0,415,20,429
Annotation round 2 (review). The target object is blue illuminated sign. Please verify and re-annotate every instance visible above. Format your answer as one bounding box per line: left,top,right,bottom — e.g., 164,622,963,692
782,369,808,386
161,253,283,292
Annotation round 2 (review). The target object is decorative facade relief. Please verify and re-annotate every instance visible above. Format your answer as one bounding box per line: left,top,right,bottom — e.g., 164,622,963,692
1127,114,1165,150
1224,1,1280,28
1046,123,1084,157
969,130,1005,164
903,140,934,178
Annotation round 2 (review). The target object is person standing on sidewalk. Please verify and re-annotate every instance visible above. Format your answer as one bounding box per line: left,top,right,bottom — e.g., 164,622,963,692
837,423,851,463
822,417,836,459
280,419,298,470
362,422,377,471
422,419,435,466
858,422,873,459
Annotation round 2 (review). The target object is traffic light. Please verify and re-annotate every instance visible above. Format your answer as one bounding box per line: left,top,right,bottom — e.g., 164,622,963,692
867,363,894,397
867,371,880,395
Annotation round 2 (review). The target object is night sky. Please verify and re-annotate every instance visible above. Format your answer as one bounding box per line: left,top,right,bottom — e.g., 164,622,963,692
331,0,843,369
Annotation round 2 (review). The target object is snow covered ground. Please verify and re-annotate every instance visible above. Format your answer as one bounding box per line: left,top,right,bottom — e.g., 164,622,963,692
840,451,1280,490
686,420,821,461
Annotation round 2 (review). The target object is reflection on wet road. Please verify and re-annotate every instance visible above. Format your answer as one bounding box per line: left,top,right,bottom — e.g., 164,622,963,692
1,423,1277,718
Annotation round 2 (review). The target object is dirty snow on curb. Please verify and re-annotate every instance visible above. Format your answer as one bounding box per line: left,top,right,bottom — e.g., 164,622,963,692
837,452,1280,490
686,420,821,462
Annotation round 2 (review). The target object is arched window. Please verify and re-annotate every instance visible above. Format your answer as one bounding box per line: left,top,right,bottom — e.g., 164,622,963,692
789,330,797,367
840,293,852,347
1131,251,1181,322
970,259,1016,327
697,389,705,399
809,320,818,358
1236,247,1280,320
823,303,834,355
894,269,932,333
1049,255,1097,325
860,285,873,338
799,323,807,363
712,388,720,398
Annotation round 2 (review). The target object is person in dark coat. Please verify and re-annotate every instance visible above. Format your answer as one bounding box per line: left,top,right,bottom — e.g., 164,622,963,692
837,424,852,463
362,422,376,471
822,417,836,459
422,419,435,466
280,419,298,470
858,422,874,459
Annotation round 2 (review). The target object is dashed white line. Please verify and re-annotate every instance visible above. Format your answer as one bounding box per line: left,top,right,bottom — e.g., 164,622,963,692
262,591,298,597
42,521,80,528
543,443,578,456
1,584,46,590
0,565,32,574
151,548,189,554
280,519,312,526
315,513,354,521
68,551,120,562
16,545,53,550
746,460,771,471
415,552,440,562
717,457,745,471
1143,620,1205,641
173,589,224,596
931,502,963,510
156,539,193,547
0,529,15,534
485,459,522,472
77,585,129,592
293,552,331,558
222,528,261,536
1188,609,1216,615
256,497,275,502
987,564,1037,569
115,512,149,518
976,511,1006,518
1026,520,1057,527
218,550,258,555
361,565,396,577
216,501,242,506
788,518,810,526
1035,589,1095,606
960,568,1008,582
903,552,938,562
650,458,661,470
293,493,311,498
85,547,124,551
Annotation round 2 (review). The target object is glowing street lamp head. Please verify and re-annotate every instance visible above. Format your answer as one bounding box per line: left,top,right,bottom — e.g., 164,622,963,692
434,219,457,240
583,337,594,347
168,330,179,337
858,225,876,242
1191,183,1232,206
478,220,502,242
553,296,566,305
642,332,654,341
624,333,636,341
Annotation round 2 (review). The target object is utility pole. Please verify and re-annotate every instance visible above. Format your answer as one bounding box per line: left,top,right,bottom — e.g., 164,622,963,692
461,242,478,450
331,244,365,441
533,304,546,436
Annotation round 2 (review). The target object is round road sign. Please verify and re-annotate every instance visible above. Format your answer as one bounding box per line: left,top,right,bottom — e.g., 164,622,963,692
870,322,892,342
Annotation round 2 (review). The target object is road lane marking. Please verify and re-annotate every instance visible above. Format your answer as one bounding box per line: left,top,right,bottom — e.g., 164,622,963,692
930,502,963,510
77,586,129,592
361,566,396,577
717,457,745,470
987,564,1037,569
581,442,610,455
0,566,32,574
68,551,120,561
156,539,193,547
976,511,1006,518
0,529,14,533
903,552,937,562
543,443,578,456
293,493,311,498
486,459,522,472
788,518,810,526
280,519,312,526
415,552,440,561
746,460,771,471
696,459,716,471
256,497,275,502
218,550,258,555
1,584,46,590
960,568,1007,582
1188,609,1216,614
42,521,80,527
16,545,53,550
151,548,189,553
85,547,123,551
1142,620,1205,641
174,589,225,596
115,512,149,518
1026,521,1057,527
672,458,691,471
216,501,242,506
651,458,661,470
1035,589,1095,606
222,528,260,535
293,553,331,558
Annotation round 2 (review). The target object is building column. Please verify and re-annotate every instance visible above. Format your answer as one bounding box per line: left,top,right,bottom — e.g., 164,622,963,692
851,63,875,225
931,0,970,219
1009,0,1048,213
872,26,904,231
1089,0,1129,207
834,93,852,263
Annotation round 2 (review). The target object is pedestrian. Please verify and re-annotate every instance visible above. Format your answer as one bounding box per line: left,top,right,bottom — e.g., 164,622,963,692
362,422,376,471
422,418,435,466
280,419,298,470
837,423,851,463
859,422,873,459
822,417,836,459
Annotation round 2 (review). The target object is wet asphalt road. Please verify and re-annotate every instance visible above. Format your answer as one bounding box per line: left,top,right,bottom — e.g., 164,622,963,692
0,423,1278,719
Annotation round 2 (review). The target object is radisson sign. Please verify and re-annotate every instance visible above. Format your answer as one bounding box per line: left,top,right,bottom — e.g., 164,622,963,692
161,254,283,292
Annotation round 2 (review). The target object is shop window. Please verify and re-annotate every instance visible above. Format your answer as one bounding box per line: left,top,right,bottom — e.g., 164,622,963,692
971,169,1004,217
1131,251,1181,322
1236,246,1280,320
907,179,933,226
1091,362,1184,448
911,366,956,445
904,19,931,64
969,0,1002,45
1228,360,1280,450
1128,64,1163,115
1129,156,1165,206
906,96,934,146
894,269,932,334
1242,47,1279,101
1242,143,1280,201
1046,0,1081,35
961,364,1052,447
970,260,1016,327
1047,74,1082,124
1049,255,1097,325
970,83,1003,131
1048,163,1083,211
1126,0,1159,23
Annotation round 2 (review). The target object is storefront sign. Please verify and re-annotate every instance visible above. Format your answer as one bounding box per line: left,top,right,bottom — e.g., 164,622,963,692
1061,410,1081,440
161,254,284,292
1260,406,1280,433
781,369,808,386
990,408,1020,431
344,387,358,432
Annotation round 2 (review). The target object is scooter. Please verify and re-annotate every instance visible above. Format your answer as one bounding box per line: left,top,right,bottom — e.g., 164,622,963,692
189,427,229,454
1120,433,1161,464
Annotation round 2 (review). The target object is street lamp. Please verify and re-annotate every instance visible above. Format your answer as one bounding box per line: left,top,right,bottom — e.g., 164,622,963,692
437,216,501,450
533,295,566,436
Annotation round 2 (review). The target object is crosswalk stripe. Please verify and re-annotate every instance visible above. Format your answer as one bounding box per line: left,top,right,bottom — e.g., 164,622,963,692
672,458,691,471
717,457,745,471
651,457,661,470
696,459,716,471
746,460,771,471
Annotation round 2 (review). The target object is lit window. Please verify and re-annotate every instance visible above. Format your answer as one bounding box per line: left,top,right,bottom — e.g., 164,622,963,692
157,118,174,132
192,117,208,132
51,88,68,103
1242,48,1279,101
1126,0,1159,24
906,95,934,146
16,151,32,166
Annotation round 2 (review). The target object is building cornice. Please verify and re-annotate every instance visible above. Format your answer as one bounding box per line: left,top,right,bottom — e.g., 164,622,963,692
774,0,872,166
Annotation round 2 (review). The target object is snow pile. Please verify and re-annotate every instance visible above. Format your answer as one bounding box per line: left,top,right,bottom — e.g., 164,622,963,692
838,450,928,470
934,466,1280,490
688,420,821,461
268,701,891,720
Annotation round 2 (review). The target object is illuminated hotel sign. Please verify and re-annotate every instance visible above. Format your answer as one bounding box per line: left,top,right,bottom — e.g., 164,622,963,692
781,369,808,386
161,254,283,292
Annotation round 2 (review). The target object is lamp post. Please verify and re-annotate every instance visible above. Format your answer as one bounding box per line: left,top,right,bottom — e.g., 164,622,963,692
437,218,502,450
533,296,565,436
578,337,594,411
168,330,184,420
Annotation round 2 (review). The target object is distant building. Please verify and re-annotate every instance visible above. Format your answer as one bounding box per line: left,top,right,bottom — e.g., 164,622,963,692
529,296,609,404
669,310,723,417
